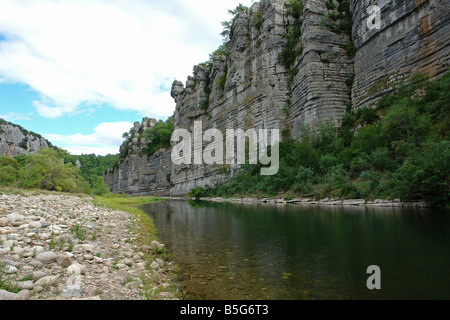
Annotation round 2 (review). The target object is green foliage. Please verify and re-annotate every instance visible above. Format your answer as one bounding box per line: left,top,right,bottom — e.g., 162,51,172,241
206,72,450,206
0,262,20,293
199,99,210,111
325,0,337,10
286,0,304,19
120,127,136,159
278,1,304,70
220,3,249,41
0,149,81,192
278,0,304,84
216,64,228,93
342,42,357,58
320,0,352,35
188,186,210,201
142,117,174,158
252,11,263,30
0,157,19,186
62,151,119,188
70,224,87,241
211,44,229,58
0,147,116,196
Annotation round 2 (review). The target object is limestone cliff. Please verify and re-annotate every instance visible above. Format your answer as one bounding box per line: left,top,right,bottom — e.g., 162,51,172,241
103,118,172,196
104,0,449,196
0,118,50,156
351,0,450,110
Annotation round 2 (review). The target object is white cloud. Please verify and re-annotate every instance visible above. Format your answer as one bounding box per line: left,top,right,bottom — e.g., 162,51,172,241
44,121,134,155
0,0,255,119
0,111,32,121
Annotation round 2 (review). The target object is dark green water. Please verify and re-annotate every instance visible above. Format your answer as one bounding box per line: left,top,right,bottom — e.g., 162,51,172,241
140,200,450,300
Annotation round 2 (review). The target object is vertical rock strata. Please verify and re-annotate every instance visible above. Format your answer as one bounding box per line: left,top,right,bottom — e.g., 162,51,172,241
104,0,449,196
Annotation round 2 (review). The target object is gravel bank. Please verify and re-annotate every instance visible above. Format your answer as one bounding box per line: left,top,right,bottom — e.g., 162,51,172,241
0,192,179,300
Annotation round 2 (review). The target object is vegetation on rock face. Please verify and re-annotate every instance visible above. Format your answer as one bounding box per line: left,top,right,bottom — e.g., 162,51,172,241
194,72,450,207
220,3,249,42
142,117,174,159
321,0,352,35
278,0,304,81
0,118,53,149
321,0,356,58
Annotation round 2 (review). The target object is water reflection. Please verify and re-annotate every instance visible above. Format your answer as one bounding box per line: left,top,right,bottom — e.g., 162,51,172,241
140,200,450,300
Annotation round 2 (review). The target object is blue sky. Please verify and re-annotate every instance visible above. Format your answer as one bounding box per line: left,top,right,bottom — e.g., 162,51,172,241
0,0,255,155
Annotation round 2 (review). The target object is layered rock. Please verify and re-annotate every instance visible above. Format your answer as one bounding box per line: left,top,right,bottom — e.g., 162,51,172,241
0,119,50,156
104,0,449,196
103,118,172,196
351,0,450,110
170,0,291,194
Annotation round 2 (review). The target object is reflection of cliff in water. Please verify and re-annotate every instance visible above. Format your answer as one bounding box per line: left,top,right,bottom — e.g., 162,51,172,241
140,200,450,300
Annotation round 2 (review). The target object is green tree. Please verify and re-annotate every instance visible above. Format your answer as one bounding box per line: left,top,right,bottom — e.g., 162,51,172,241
142,117,174,158
188,186,209,201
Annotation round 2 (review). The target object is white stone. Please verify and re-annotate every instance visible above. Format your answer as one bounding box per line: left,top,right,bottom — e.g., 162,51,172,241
17,281,34,290
34,275,60,287
3,265,18,274
35,251,58,264
17,289,31,300
6,213,24,222
0,289,20,300
67,263,86,276
29,221,42,228
31,246,45,257
61,285,82,298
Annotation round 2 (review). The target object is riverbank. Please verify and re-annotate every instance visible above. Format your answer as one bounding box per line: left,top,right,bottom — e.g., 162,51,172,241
162,195,433,208
0,189,180,300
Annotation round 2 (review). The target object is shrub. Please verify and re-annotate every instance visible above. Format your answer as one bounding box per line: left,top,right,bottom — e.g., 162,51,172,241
142,117,173,158
188,186,209,201
0,157,19,186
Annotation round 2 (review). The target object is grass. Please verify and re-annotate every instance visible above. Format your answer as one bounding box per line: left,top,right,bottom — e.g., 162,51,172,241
92,194,164,248
92,194,184,300
0,263,20,293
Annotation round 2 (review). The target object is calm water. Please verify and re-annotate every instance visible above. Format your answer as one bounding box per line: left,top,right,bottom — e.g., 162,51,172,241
140,200,450,300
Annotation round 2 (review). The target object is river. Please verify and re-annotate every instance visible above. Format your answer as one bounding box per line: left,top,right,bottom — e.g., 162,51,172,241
140,200,450,300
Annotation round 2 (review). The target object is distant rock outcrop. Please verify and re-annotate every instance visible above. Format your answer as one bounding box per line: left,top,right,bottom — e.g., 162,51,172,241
0,119,50,156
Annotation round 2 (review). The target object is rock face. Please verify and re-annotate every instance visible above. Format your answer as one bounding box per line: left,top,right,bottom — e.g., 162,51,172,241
103,118,172,196
0,119,50,156
103,0,449,196
351,0,450,110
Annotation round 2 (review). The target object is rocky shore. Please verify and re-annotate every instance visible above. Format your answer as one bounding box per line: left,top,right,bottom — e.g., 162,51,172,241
162,196,431,208
0,192,179,300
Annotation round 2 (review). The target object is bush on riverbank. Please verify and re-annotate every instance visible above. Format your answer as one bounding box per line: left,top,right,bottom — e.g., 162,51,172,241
204,72,450,207
0,149,82,193
0,148,114,196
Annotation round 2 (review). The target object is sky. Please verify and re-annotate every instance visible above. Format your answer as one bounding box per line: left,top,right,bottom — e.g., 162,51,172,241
0,0,255,155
